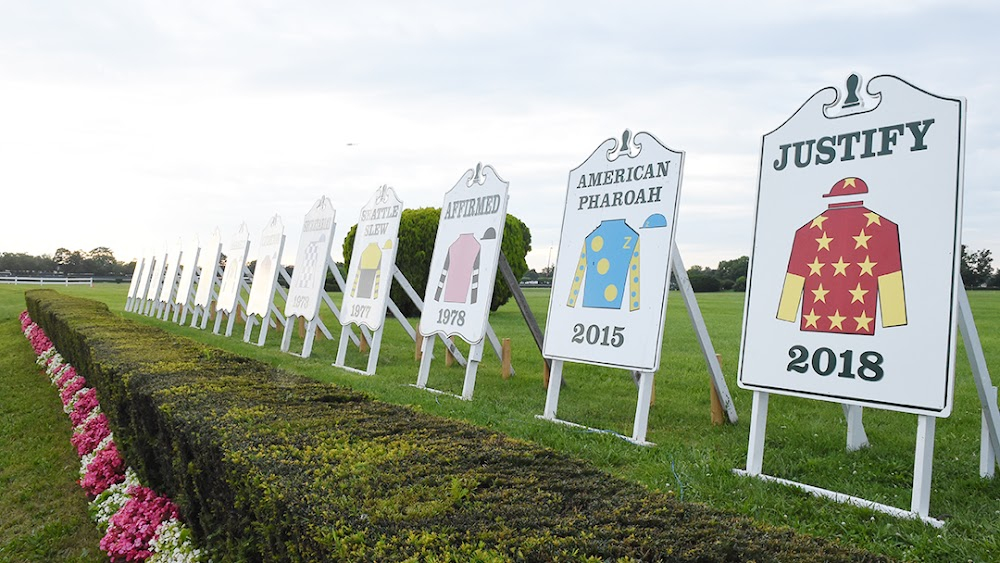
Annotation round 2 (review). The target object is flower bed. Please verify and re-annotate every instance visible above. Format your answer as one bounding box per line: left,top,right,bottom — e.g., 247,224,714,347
21,310,202,562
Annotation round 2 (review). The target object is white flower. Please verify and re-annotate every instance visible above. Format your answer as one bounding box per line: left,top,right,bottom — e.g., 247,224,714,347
149,518,203,562
89,468,141,529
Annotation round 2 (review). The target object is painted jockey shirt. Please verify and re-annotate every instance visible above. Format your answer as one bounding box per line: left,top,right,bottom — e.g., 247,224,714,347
777,200,906,335
352,242,382,299
567,218,640,311
434,233,481,304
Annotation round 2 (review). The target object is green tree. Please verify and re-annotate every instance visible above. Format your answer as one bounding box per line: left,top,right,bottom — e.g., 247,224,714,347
688,273,721,292
343,208,531,317
961,245,994,288
716,256,749,281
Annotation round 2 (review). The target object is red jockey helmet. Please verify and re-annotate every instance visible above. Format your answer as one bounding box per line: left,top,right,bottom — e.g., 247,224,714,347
823,177,869,198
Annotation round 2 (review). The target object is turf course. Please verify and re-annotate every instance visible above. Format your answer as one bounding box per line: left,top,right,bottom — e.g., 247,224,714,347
3,283,1000,560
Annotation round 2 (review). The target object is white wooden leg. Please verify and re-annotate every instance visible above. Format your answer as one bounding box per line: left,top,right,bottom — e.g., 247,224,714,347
301,318,318,358
746,391,769,476
542,360,564,420
843,404,870,451
366,327,384,375
461,342,483,400
335,327,350,367
280,316,295,352
911,415,936,517
243,316,255,342
982,386,998,479
416,336,434,388
257,313,270,346
632,371,654,443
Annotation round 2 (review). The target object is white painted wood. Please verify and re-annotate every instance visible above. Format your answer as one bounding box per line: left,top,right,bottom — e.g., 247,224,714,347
672,245,738,423
958,284,1000,474
746,391,769,476
733,470,944,527
842,404,870,451
911,415,937,518
632,371,654,444
416,336,434,388
982,386,998,479
542,359,564,419
125,256,146,312
460,342,484,400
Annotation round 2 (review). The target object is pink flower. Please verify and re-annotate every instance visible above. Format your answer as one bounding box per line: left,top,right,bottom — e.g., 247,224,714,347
100,485,180,562
80,442,126,497
30,332,53,354
57,367,79,390
70,388,100,426
72,413,111,456
60,377,86,405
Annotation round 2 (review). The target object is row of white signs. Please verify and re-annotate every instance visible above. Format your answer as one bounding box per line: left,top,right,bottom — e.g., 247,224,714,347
130,74,966,420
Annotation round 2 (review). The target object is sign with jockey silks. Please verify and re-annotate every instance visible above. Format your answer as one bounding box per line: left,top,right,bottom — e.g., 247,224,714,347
419,164,509,345
738,74,966,417
543,130,683,372
340,185,403,331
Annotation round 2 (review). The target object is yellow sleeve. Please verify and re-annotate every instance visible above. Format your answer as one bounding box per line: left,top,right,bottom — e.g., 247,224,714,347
566,242,587,307
776,273,805,322
628,239,640,311
878,271,907,327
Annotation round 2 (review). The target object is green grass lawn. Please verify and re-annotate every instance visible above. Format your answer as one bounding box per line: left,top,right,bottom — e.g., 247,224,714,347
4,282,1000,561
0,304,104,562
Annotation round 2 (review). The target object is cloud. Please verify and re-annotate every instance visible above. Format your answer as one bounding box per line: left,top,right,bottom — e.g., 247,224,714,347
0,1,997,274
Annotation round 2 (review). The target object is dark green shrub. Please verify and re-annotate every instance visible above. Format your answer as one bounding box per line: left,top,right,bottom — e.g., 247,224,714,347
689,274,722,293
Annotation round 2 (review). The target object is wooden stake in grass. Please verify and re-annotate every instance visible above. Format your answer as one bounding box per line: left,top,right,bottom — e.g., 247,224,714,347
298,316,306,339
359,331,369,353
542,360,550,389
415,329,423,361
501,338,512,380
711,353,725,426
445,336,455,367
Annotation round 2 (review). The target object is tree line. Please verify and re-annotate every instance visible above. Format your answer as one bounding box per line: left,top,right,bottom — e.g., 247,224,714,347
0,247,135,276
520,256,750,292
521,245,1000,294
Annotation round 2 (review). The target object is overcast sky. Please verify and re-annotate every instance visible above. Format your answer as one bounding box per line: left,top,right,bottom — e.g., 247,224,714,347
2,1,997,272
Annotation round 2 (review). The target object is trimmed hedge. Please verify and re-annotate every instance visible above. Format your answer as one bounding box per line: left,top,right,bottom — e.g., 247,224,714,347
25,290,890,562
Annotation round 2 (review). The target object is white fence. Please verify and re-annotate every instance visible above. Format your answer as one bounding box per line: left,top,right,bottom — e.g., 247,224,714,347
0,276,93,287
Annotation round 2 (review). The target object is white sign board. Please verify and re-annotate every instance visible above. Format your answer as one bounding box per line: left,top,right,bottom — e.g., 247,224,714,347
340,185,403,331
419,165,509,345
738,74,965,417
284,197,337,321
246,215,285,317
135,253,156,304
158,243,183,304
174,238,201,306
144,251,167,304
193,230,223,309
126,256,145,308
217,224,251,314
543,130,683,372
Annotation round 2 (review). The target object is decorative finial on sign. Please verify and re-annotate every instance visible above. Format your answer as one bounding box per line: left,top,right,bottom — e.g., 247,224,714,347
473,162,484,185
607,129,641,160
376,184,389,204
842,73,862,109
619,129,632,154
